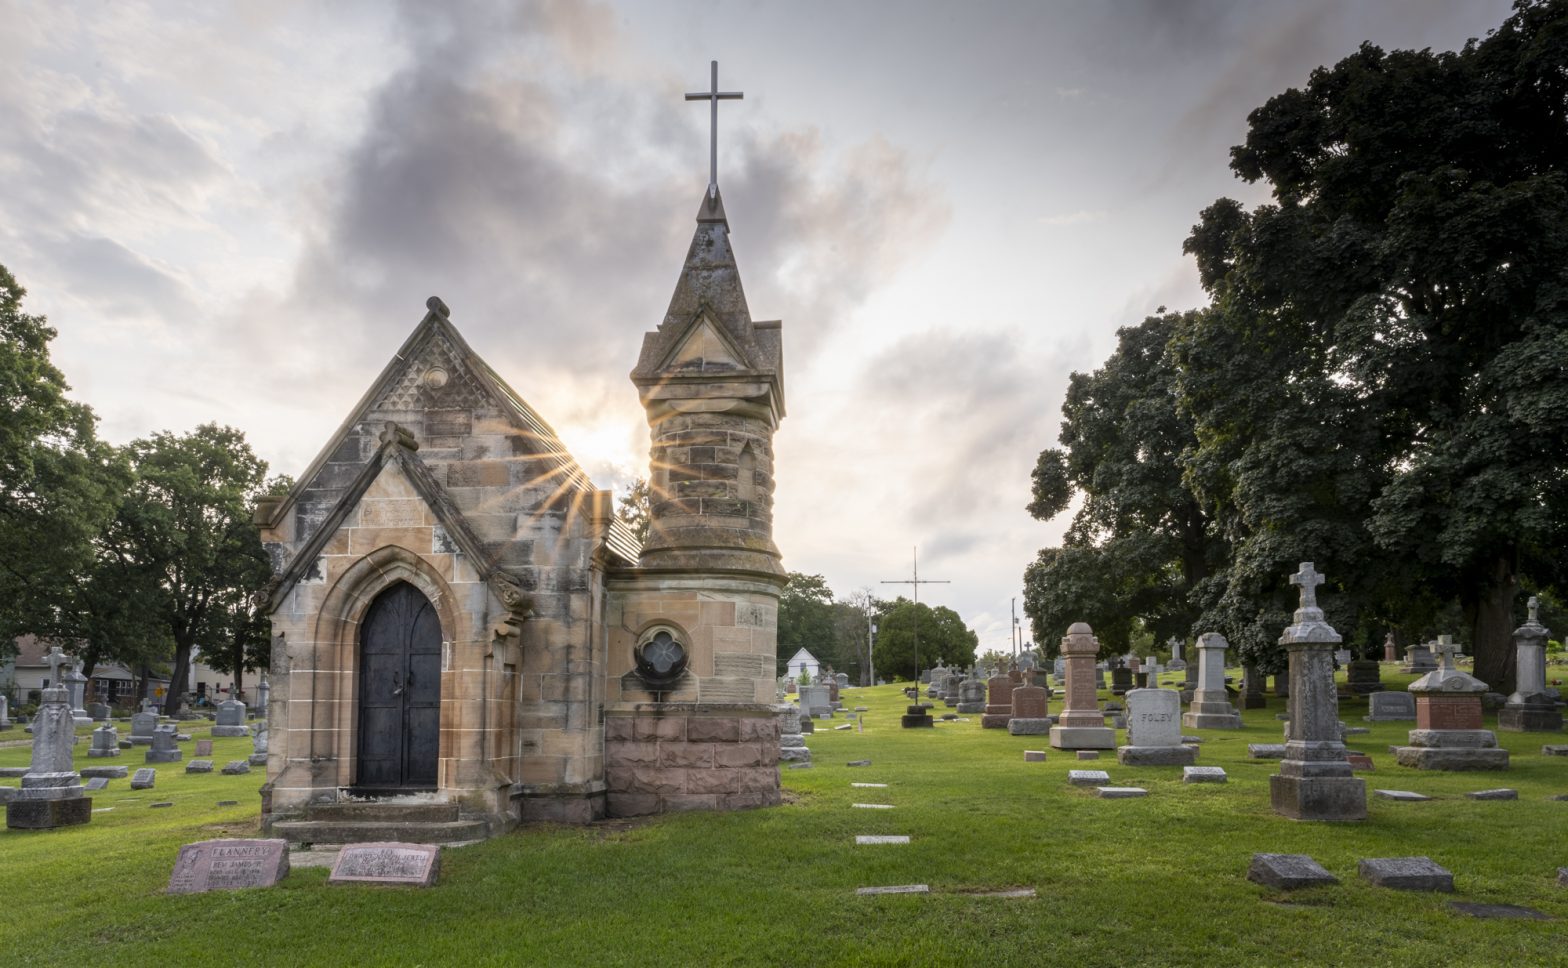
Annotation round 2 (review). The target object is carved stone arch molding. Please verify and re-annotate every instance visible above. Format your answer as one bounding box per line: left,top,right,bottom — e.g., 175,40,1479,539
308,545,467,780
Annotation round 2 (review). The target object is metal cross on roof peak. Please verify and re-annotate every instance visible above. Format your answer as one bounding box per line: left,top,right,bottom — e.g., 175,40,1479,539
1289,561,1325,610
685,60,743,201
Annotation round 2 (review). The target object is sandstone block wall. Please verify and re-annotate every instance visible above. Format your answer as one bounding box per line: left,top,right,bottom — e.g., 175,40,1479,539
604,706,780,817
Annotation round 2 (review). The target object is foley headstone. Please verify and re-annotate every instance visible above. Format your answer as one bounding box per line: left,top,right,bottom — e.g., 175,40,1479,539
166,839,290,894
1117,688,1196,766
212,699,249,737
1269,562,1365,821
328,842,440,887
1049,623,1115,750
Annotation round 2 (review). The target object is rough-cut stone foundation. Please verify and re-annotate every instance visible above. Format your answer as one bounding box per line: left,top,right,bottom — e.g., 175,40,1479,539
605,705,780,817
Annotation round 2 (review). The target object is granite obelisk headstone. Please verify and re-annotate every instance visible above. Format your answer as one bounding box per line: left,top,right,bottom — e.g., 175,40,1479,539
1269,562,1366,821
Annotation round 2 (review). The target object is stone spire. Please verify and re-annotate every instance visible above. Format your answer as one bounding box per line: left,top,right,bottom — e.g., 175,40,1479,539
630,189,785,578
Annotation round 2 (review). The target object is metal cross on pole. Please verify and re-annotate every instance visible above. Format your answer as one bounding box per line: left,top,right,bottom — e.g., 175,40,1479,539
685,60,743,201
881,547,951,689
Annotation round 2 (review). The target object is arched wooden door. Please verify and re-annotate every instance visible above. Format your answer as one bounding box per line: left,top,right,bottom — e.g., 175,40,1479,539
356,582,441,791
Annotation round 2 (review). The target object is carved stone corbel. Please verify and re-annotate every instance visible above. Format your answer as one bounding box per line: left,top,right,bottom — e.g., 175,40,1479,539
488,571,534,655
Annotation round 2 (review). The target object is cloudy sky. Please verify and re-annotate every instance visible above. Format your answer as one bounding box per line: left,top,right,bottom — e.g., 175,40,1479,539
4,0,1515,654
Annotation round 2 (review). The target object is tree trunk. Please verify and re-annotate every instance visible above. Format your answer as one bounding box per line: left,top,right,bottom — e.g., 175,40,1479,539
164,639,193,717
1469,554,1517,695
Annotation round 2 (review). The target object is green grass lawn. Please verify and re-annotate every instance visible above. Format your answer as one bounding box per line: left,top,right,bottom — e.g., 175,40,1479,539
2,673,1564,967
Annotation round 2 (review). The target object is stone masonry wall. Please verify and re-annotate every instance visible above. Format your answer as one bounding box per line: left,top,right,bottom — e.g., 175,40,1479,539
604,706,780,818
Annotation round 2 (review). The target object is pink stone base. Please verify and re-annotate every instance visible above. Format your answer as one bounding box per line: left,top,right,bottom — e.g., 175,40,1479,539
604,705,780,818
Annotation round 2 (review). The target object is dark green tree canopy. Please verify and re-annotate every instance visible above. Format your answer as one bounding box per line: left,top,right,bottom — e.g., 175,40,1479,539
1178,1,1568,686
872,597,977,681
1023,310,1227,659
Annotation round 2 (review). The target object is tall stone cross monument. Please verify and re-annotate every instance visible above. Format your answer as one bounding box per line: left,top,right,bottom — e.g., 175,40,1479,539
1269,562,1366,821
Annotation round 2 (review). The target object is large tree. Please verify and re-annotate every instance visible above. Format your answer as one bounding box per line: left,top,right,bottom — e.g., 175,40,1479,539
1180,2,1568,688
873,597,977,681
1023,311,1227,658
116,425,275,714
777,572,837,676
0,264,120,655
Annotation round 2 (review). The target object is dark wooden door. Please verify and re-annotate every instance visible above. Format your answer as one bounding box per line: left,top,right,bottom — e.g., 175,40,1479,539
357,582,441,790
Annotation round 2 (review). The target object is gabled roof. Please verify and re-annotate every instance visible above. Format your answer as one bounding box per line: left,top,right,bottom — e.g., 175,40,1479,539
263,424,498,612
260,297,597,532
786,648,819,665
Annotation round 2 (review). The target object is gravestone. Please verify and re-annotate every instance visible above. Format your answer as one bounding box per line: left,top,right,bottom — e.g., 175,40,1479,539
941,674,964,708
79,765,127,779
981,675,1015,729
1269,562,1366,821
1067,769,1110,786
131,768,156,789
84,777,109,792
1118,688,1196,766
250,725,270,766
329,842,441,887
186,760,213,773
221,760,251,775
87,701,111,722
1499,597,1561,733
0,693,9,730
776,703,810,764
1182,632,1243,729
88,723,121,758
167,839,290,894
1401,642,1438,675
66,661,92,725
1248,854,1338,890
5,668,91,830
1358,857,1453,892
1110,663,1134,697
1049,623,1115,750
146,724,183,764
195,739,214,757
212,699,249,737
1007,684,1050,735
1383,632,1398,663
130,711,157,746
1365,692,1416,722
1095,786,1146,798
956,677,986,714
1346,658,1383,695
1183,766,1227,783
256,674,270,720
1394,636,1508,770
1242,662,1268,710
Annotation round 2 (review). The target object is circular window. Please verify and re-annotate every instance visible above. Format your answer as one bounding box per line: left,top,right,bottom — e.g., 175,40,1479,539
634,627,689,687
422,366,449,389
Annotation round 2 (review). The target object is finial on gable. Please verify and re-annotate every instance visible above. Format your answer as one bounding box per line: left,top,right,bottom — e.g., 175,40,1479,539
426,296,451,318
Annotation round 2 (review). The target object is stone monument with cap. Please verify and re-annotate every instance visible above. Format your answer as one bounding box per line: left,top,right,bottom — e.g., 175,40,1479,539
1269,562,1366,821
1498,597,1561,733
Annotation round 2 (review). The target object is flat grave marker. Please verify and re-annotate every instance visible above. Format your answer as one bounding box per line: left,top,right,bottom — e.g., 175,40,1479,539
328,842,440,888
166,838,289,894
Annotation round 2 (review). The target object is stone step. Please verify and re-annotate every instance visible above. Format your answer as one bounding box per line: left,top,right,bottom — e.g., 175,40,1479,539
272,818,487,846
304,801,458,823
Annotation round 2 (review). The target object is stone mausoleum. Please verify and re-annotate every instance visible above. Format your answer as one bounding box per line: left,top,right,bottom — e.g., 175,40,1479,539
253,186,786,841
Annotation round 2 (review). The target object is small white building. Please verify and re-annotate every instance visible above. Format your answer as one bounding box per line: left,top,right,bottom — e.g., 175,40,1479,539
785,648,821,680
